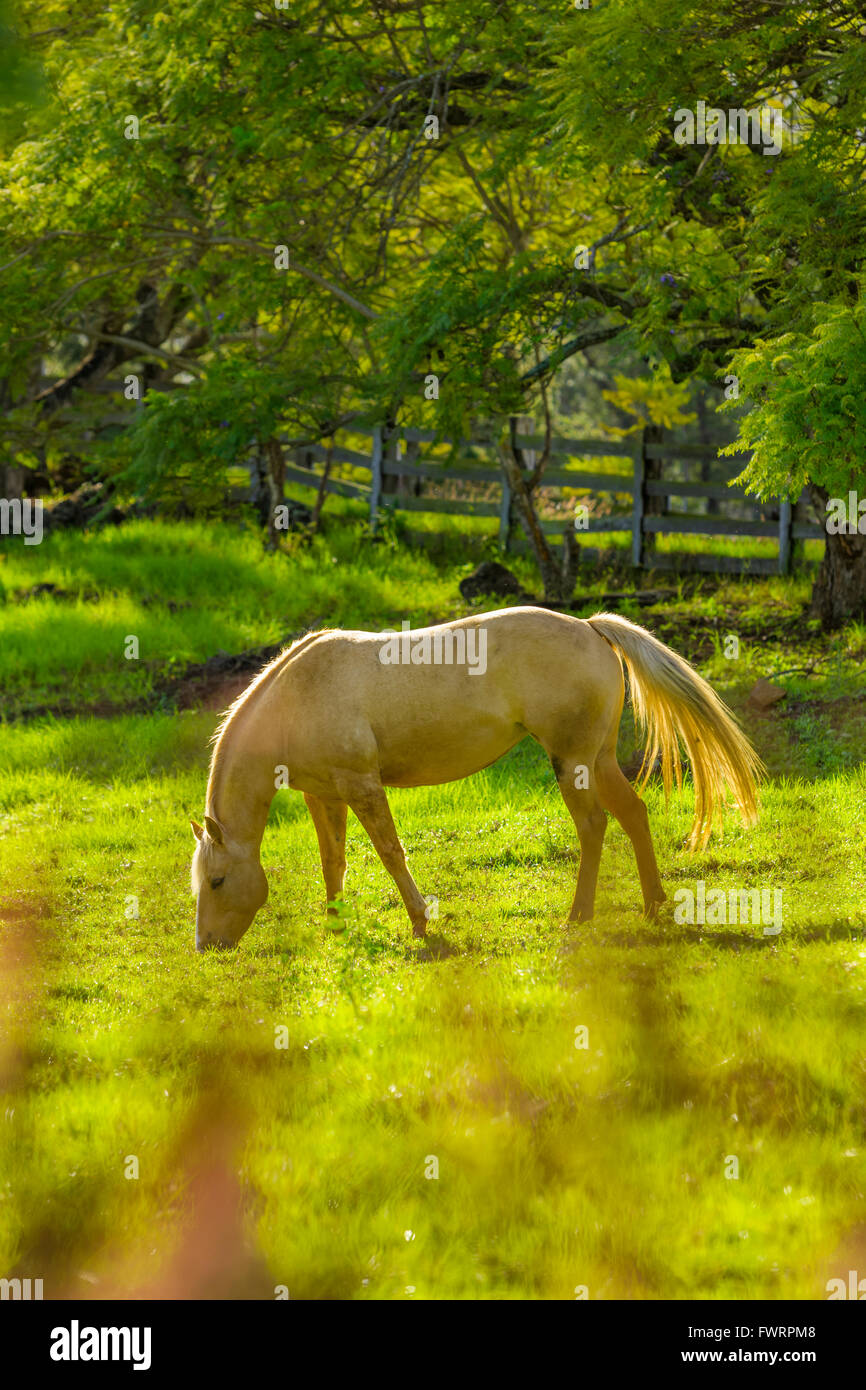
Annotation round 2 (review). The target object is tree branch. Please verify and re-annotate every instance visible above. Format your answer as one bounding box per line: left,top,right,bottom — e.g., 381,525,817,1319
203,236,380,320
521,322,625,383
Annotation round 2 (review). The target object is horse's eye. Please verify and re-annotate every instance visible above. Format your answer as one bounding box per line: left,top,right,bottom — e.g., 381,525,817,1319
210,877,225,889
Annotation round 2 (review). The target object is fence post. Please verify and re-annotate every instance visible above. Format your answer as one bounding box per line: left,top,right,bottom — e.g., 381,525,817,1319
498,472,513,551
641,423,664,560
778,498,793,575
370,425,383,532
631,433,645,567
380,421,400,498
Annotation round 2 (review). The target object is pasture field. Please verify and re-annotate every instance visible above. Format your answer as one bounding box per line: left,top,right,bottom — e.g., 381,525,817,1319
1,520,865,1300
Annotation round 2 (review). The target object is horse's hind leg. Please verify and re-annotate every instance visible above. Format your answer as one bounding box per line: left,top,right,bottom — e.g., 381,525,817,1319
342,780,430,937
595,748,666,918
555,769,608,923
304,792,348,914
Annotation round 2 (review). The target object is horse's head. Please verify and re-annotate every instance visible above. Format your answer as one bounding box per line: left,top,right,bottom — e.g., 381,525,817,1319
190,815,268,951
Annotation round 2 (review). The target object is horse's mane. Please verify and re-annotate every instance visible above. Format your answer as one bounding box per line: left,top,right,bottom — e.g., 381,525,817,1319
192,627,331,893
206,628,331,794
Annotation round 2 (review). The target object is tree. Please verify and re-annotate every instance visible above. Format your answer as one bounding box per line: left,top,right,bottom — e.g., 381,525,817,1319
540,0,866,625
2,1,864,624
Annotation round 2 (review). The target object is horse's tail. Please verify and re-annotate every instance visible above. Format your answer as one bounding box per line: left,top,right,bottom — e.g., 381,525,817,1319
587,612,763,850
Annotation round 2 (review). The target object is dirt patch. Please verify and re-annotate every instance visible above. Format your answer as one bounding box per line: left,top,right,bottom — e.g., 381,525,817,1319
6,632,306,722
650,609,823,665
156,634,303,712
11,582,103,604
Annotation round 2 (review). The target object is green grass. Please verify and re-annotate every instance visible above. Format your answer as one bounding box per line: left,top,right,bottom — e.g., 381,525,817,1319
1,518,865,1300
0,516,500,715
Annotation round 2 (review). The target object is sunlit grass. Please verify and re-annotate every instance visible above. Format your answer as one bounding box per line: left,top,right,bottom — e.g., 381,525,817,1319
1,708,864,1299
1,518,864,1299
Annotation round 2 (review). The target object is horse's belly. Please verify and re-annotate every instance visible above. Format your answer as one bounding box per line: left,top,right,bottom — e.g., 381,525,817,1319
379,741,523,786
375,712,523,787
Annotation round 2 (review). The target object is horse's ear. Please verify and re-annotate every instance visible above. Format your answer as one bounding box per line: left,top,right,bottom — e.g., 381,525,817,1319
204,815,225,845
190,820,205,842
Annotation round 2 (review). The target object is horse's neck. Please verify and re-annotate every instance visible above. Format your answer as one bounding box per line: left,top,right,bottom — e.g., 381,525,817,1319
208,687,283,850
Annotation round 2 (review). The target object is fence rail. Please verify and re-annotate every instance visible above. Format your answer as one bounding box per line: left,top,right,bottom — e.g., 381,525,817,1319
19,377,824,576
282,422,823,575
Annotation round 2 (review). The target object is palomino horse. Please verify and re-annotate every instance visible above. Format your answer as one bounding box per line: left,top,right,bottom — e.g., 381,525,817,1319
190,607,761,950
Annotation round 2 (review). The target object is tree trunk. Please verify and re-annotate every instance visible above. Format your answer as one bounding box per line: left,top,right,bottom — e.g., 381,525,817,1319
263,436,286,550
396,438,422,497
0,463,25,501
809,483,866,629
379,417,400,495
310,443,333,534
696,391,719,516
497,426,576,603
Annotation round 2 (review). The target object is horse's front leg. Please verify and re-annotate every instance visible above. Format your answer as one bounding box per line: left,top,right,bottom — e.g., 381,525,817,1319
342,780,430,937
303,792,348,915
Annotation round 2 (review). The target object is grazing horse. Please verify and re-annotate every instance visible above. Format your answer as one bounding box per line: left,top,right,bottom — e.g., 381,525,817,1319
190,607,761,950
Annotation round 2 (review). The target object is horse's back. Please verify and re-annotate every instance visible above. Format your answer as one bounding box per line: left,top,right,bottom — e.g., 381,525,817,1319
276,608,623,787
286,606,615,699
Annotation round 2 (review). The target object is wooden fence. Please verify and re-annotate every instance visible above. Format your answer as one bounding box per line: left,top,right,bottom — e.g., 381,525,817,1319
12,379,824,575
283,423,824,576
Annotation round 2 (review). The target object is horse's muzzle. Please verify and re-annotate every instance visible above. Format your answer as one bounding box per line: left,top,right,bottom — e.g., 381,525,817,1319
196,935,235,952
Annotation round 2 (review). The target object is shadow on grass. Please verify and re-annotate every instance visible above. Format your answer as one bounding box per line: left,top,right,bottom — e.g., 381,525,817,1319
557,917,866,952
408,932,462,961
